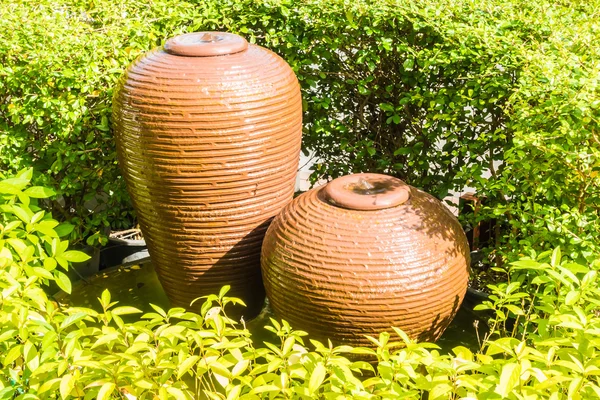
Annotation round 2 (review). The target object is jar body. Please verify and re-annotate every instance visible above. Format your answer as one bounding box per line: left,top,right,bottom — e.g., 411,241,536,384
261,183,470,345
112,35,302,317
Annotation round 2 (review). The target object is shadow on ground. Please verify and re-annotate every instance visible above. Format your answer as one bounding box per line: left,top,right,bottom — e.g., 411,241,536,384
57,262,486,352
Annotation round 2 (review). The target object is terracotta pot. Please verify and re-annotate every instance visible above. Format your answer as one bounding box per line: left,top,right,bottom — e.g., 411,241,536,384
261,173,470,345
112,32,302,318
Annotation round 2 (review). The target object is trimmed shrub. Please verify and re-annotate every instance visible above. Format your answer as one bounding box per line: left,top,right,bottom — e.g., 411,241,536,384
0,0,198,244
217,0,600,263
1,0,598,261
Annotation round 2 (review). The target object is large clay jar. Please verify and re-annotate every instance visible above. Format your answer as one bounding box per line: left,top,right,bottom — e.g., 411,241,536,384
112,32,302,318
261,173,470,345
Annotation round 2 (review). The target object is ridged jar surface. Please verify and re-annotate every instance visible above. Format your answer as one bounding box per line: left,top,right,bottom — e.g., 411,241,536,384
261,187,470,345
112,44,302,318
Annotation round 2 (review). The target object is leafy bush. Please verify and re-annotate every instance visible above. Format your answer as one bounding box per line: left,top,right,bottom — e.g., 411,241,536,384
481,2,600,262
219,0,600,263
0,0,198,244
1,0,598,260
2,171,600,399
0,168,87,292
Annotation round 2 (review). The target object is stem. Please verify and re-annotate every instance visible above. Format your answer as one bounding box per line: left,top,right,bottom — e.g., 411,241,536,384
521,287,540,342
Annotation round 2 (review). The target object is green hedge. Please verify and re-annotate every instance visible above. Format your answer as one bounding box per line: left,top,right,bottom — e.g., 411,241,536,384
0,0,598,260
0,0,197,244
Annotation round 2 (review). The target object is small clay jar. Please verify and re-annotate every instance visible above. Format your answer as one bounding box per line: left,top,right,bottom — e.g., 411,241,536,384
112,32,302,318
261,173,470,345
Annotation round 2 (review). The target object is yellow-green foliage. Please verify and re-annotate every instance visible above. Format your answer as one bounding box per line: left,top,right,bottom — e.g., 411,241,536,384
2,172,600,399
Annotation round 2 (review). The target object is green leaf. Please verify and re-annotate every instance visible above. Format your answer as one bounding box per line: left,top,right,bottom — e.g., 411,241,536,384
394,147,411,156
495,363,520,398
150,303,167,318
18,192,30,207
24,186,56,199
92,333,120,349
50,237,59,256
350,347,377,356
55,223,75,237
282,336,295,355
15,168,33,182
44,257,57,271
60,374,75,399
565,290,581,306
12,205,32,224
17,192,29,207
430,383,453,399
308,363,327,394
30,210,45,224
568,376,583,399
392,327,412,344
218,285,231,298
100,290,111,308
177,355,199,379
166,387,187,399
55,271,72,294
226,385,242,400
62,250,91,263
505,304,525,315
111,306,143,316
0,388,16,399
33,267,54,279
546,269,574,288
0,182,22,195
60,312,88,330
7,238,27,256
2,220,21,233
38,378,62,394
379,102,394,112
34,222,59,238
97,383,116,400
551,247,561,268
1,178,29,190
4,345,22,365
208,361,231,378
231,359,250,377
511,259,544,269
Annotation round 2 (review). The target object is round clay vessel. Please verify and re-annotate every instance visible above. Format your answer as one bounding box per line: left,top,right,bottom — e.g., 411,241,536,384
261,173,470,345
112,32,302,318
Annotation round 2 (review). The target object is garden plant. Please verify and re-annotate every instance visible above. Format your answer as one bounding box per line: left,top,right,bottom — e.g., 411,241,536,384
1,172,600,398
0,0,598,264
0,0,599,398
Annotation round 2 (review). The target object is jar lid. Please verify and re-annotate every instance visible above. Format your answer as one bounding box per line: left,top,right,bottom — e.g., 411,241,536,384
164,32,249,57
322,173,411,210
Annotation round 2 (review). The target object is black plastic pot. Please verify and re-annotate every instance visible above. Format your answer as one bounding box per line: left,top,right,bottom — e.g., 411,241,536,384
99,231,150,270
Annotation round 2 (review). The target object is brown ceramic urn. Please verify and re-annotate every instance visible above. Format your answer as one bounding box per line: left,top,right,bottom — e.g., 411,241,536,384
112,32,302,318
261,173,470,345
